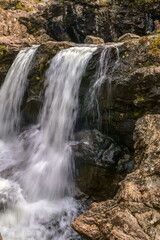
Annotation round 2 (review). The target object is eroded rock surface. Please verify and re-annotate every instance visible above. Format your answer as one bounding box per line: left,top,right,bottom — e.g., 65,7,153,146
72,114,160,240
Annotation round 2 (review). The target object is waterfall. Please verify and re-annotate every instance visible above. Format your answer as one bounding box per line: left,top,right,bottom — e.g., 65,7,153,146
86,44,121,129
21,46,97,201
0,46,38,139
0,46,96,240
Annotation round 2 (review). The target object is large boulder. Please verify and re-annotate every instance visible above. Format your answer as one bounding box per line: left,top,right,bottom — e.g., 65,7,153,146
71,114,160,240
84,35,104,44
72,129,133,200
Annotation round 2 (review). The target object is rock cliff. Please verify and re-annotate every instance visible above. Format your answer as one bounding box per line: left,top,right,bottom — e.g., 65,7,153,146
72,114,160,240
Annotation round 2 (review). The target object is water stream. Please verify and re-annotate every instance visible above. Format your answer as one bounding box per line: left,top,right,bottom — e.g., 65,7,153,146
0,46,96,240
0,46,38,139
86,44,121,129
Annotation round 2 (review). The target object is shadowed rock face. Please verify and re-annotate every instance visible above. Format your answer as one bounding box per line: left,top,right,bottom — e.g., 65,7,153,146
71,114,160,240
77,35,160,149
9,0,159,44
38,0,160,43
72,129,133,200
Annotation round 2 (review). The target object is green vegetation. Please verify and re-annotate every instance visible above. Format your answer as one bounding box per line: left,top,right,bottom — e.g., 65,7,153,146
15,2,33,11
134,96,145,105
0,45,8,56
38,57,45,74
149,35,160,56
101,1,110,7
135,0,160,2
34,0,42,3
15,2,24,10
132,112,141,118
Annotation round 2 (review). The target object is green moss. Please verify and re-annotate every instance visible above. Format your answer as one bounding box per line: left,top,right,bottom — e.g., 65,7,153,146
134,96,145,105
34,0,42,3
135,0,160,2
101,1,110,7
15,2,25,10
15,2,33,11
38,57,46,73
0,45,8,55
149,35,160,56
132,112,141,118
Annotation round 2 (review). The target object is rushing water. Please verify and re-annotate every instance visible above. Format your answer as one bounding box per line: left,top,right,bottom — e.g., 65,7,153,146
86,44,121,129
0,46,96,240
0,46,38,139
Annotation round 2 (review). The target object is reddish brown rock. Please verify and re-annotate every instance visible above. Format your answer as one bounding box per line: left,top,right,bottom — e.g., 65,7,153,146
84,35,104,44
0,0,52,47
72,114,160,240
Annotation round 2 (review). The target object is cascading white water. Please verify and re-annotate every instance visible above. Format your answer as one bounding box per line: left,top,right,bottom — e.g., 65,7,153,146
21,46,97,202
0,46,96,240
86,44,121,129
0,46,38,139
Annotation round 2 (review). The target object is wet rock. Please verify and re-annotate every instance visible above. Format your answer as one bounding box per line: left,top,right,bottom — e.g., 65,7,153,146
0,45,18,87
72,114,160,240
23,41,75,124
118,33,140,41
85,35,160,148
72,129,132,200
84,35,104,44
